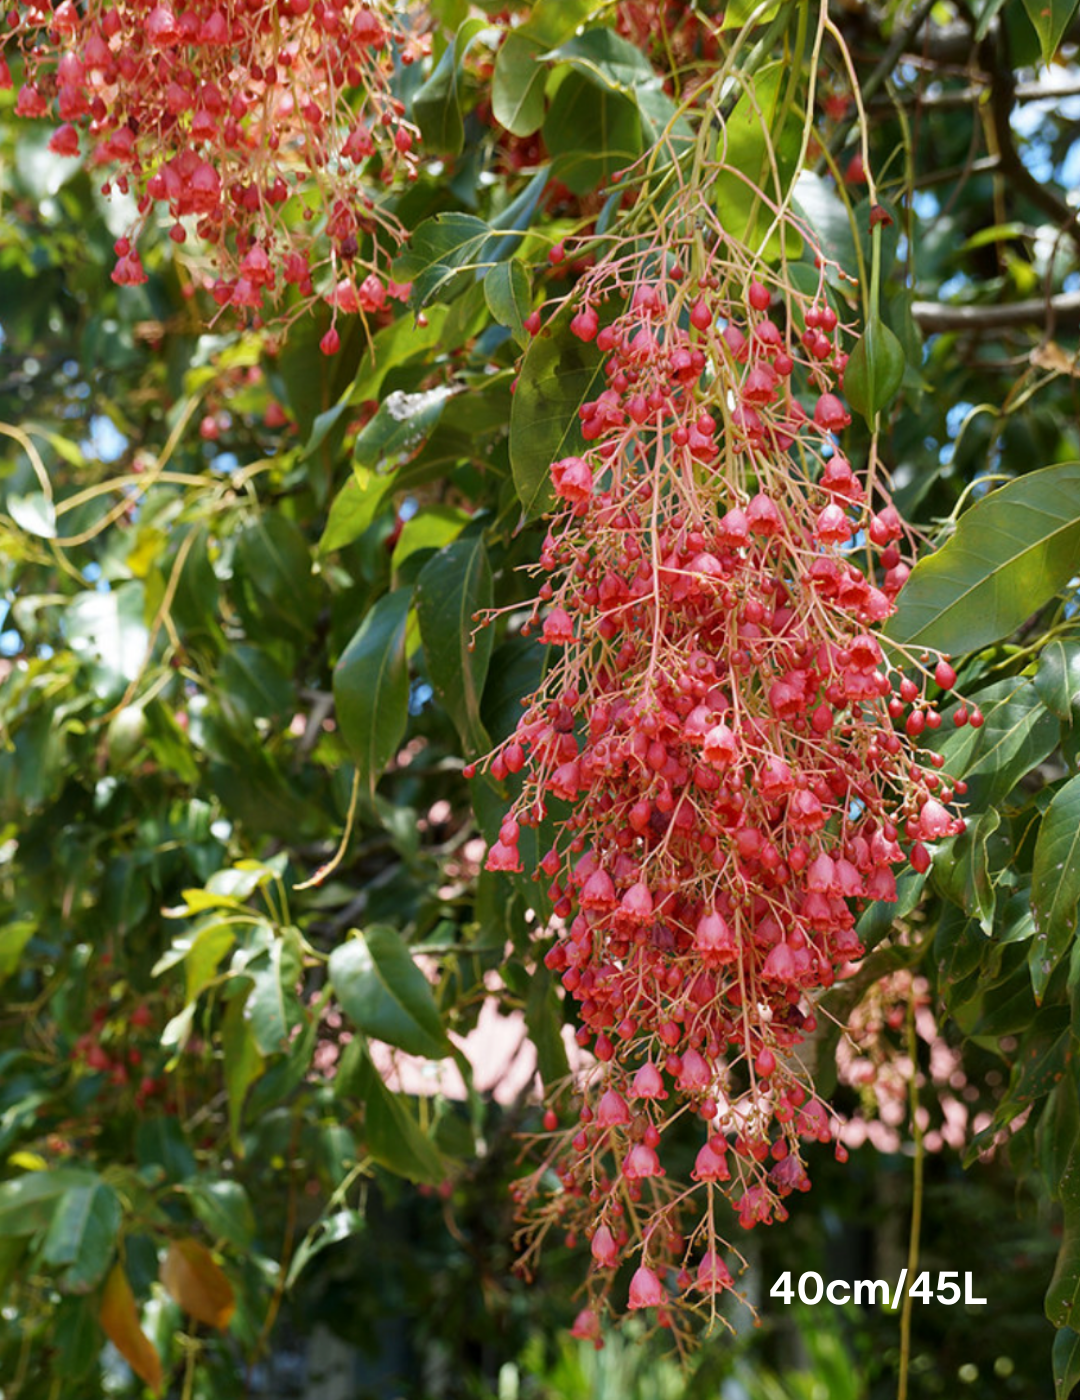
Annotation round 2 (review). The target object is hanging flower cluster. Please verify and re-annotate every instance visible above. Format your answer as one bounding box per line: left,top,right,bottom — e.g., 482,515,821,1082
473,212,976,1338
2,0,423,335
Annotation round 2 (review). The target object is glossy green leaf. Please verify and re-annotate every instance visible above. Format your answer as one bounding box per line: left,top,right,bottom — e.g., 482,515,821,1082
338,1043,445,1184
0,1169,98,1237
66,582,150,701
353,387,456,472
546,28,659,95
844,313,905,425
510,302,607,519
234,514,319,643
391,505,470,572
0,921,34,983
483,259,531,347
222,992,264,1156
492,31,547,136
284,1209,365,1291
1048,1135,1080,1330
480,635,545,744
934,805,1001,934
136,1115,196,1184
393,213,496,307
329,925,451,1059
183,921,235,1005
525,966,569,1088
185,1181,255,1250
714,63,804,258
542,72,642,195
975,0,1012,40
1022,0,1080,63
930,675,1059,805
218,646,293,725
333,587,412,794
1037,638,1080,721
1032,774,1080,1001
415,536,494,756
886,463,1080,653
9,492,57,539
721,0,781,28
318,472,386,555
349,305,451,404
244,928,304,1056
42,1181,120,1293
55,1297,99,1380
521,0,594,44
1054,1325,1080,1400
413,18,485,154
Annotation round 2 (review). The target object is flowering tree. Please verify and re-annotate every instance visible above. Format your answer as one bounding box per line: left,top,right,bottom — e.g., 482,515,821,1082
2,0,1080,1395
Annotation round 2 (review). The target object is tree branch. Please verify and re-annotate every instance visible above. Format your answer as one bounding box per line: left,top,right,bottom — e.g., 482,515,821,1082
987,40,1080,255
911,292,1080,334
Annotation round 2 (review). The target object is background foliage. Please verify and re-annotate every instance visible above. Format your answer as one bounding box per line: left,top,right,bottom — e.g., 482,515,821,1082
3,0,1080,1395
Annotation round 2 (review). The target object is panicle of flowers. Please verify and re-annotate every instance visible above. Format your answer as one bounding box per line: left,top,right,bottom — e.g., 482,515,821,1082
472,191,977,1338
2,0,425,334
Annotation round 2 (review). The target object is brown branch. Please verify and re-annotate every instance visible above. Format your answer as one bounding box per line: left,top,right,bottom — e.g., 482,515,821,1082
987,44,1080,255
911,292,1080,333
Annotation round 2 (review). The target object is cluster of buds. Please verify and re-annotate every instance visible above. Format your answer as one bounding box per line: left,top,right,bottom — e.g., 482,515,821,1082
473,218,970,1337
3,0,424,334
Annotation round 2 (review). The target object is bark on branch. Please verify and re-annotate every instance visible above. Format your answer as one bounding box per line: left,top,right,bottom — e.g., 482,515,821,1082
911,292,1080,334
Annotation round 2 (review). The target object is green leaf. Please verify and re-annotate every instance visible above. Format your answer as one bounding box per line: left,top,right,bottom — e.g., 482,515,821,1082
521,0,595,45
42,1181,120,1293
391,505,470,573
353,387,456,472
181,922,235,1005
1037,638,1080,721
525,966,569,1088
1022,0,1080,64
844,313,905,425
218,646,293,725
66,581,150,701
886,463,1080,653
930,675,1059,805
222,992,264,1156
185,1181,255,1250
329,925,452,1059
318,472,387,555
934,805,1001,934
284,1209,365,1291
1032,774,1080,1000
394,213,496,307
245,929,305,1056
542,71,642,195
133,1116,196,1188
975,0,1012,40
713,63,804,258
492,31,547,137
1054,1325,1080,1400
416,537,494,756
333,587,412,794
0,920,34,983
1048,1136,1080,1330
346,1046,445,1184
0,1169,98,1238
55,1297,100,1380
8,492,57,539
413,17,485,154
546,28,660,95
484,259,531,347
234,514,319,644
721,0,781,28
510,302,608,519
